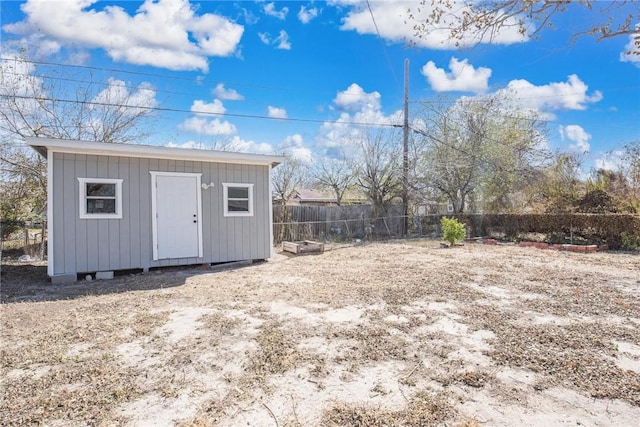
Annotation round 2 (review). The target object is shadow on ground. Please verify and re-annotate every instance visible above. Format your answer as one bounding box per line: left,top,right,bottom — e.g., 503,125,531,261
0,261,220,304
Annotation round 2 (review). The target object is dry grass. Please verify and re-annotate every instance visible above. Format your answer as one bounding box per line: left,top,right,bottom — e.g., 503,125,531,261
1,240,639,425
322,391,456,426
246,321,300,382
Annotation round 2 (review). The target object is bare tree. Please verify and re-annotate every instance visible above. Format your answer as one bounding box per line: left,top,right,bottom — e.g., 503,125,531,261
410,0,639,54
0,142,46,231
0,56,156,144
415,95,550,213
528,153,583,213
271,155,308,207
416,98,489,213
621,140,640,200
310,155,355,206
0,54,156,255
271,155,308,241
594,140,640,211
353,129,402,217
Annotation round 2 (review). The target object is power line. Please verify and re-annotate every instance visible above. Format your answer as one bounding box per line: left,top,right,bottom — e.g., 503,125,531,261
13,69,634,133
2,70,190,99
5,93,404,129
13,67,640,134
410,95,640,131
3,58,370,100
5,58,637,112
366,0,402,93
5,57,639,104
3,60,637,142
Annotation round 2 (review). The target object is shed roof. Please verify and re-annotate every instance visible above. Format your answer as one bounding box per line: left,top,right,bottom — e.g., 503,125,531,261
26,137,285,167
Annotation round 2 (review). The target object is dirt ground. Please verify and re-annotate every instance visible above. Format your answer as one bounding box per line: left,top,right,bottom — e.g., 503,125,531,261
1,240,639,426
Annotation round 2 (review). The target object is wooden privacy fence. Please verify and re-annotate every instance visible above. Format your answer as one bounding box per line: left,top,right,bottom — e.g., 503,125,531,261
272,204,405,244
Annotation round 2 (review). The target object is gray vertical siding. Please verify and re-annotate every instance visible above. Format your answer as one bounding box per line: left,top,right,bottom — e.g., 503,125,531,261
51,152,273,276
118,157,131,269
74,155,88,271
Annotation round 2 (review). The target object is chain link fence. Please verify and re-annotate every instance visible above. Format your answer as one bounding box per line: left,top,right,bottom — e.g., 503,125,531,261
1,221,47,261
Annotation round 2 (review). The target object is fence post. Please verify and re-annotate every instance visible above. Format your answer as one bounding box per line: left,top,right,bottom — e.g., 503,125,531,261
383,217,392,236
40,221,46,260
415,215,422,236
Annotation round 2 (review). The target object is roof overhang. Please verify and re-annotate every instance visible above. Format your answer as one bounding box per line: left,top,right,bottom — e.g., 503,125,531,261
25,137,285,167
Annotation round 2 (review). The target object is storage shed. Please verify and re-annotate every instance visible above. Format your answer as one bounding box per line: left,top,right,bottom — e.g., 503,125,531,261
26,137,285,283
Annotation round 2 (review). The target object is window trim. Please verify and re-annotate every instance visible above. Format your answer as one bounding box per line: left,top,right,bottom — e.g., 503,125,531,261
223,183,254,217
78,178,123,219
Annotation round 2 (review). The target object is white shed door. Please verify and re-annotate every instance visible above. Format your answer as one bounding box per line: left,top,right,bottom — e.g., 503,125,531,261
152,173,202,260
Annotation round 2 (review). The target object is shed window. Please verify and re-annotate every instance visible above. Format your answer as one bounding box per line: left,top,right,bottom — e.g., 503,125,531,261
223,183,253,217
78,178,123,219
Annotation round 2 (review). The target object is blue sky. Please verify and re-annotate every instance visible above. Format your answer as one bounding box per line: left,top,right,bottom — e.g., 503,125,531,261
2,0,639,173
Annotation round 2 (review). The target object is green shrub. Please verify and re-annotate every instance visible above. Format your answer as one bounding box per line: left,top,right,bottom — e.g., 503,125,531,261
441,217,466,246
422,213,640,250
621,232,639,251
1,219,25,240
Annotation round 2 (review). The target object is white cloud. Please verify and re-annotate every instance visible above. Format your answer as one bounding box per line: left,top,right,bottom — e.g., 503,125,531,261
334,0,529,50
0,54,47,120
3,0,244,72
67,50,91,66
166,137,272,154
258,32,271,45
620,31,640,65
190,99,226,115
165,140,206,149
213,83,244,101
284,133,304,147
23,33,62,57
595,150,625,171
333,83,381,112
421,57,492,93
318,83,402,155
282,134,313,162
241,8,259,25
223,136,274,154
0,53,44,98
274,30,291,50
298,6,319,24
1,54,160,141
495,74,602,118
268,106,288,119
92,77,158,114
559,125,591,154
180,116,236,135
258,30,291,49
263,2,288,20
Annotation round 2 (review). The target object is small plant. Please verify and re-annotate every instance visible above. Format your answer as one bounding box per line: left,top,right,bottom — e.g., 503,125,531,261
441,217,466,246
620,231,639,251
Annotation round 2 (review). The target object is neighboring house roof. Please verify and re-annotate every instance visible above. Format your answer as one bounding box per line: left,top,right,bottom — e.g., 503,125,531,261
25,137,285,167
293,189,337,203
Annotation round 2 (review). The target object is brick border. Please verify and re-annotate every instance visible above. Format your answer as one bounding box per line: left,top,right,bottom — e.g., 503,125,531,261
518,241,603,252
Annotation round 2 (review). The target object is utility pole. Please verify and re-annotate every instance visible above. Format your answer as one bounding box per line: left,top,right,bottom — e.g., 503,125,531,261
402,59,409,237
